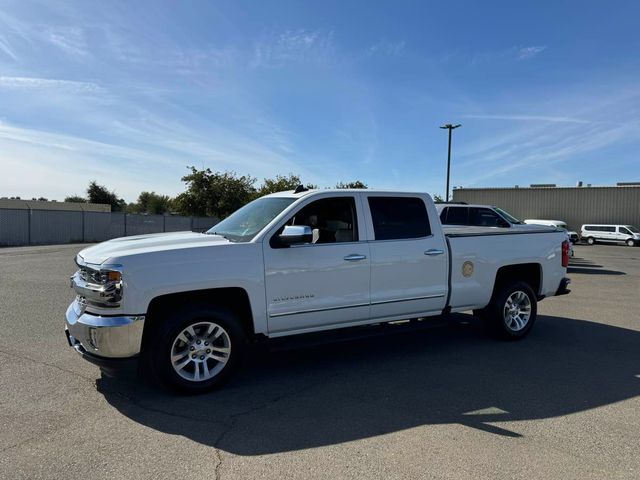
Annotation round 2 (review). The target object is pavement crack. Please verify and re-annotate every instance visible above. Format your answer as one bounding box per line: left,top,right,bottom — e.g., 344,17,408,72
0,348,96,383
211,374,340,480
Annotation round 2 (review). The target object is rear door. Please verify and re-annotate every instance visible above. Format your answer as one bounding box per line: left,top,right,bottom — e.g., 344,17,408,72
364,194,448,320
601,226,616,242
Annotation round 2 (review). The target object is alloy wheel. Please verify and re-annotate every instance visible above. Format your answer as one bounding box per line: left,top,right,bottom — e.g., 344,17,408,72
503,291,532,332
170,321,231,382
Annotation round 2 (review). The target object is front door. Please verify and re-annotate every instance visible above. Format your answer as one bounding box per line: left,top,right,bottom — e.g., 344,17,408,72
263,195,370,334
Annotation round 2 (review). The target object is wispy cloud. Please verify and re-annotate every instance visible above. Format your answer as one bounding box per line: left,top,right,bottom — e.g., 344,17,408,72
366,39,406,57
44,26,88,56
471,45,548,65
462,113,590,124
0,104,312,200
251,29,334,68
0,34,18,60
516,45,546,60
0,76,102,93
455,88,640,187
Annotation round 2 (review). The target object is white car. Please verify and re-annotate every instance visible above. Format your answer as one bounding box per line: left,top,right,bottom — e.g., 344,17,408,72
581,224,640,247
524,219,579,244
66,189,571,393
524,219,577,257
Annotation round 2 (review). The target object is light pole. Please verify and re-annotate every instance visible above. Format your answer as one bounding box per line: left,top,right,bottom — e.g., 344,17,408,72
440,123,461,202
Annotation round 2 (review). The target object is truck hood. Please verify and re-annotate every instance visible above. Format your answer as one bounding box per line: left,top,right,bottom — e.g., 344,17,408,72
78,231,231,265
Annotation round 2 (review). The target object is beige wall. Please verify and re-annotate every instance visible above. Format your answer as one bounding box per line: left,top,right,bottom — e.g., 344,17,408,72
452,186,640,232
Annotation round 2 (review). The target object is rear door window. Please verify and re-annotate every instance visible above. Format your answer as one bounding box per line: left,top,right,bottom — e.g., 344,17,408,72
368,197,431,240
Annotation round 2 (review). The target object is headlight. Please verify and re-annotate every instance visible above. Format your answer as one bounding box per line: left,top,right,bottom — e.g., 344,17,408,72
72,259,123,308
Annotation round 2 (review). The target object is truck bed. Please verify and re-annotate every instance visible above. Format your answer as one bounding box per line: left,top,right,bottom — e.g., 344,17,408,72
443,226,566,313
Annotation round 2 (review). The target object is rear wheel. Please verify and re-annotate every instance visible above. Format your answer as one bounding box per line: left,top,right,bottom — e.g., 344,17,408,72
586,237,595,245
485,281,537,340
626,239,636,247
147,305,245,394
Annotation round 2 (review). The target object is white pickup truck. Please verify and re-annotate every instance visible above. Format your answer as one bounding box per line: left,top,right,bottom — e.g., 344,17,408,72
65,189,571,393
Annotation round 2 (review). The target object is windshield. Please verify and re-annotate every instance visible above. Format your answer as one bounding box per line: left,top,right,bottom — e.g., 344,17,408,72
206,197,296,242
550,222,568,231
627,225,639,233
494,207,523,224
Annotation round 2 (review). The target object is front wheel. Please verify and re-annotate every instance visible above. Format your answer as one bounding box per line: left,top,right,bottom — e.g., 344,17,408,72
147,306,245,394
485,281,538,340
626,239,636,247
586,237,595,245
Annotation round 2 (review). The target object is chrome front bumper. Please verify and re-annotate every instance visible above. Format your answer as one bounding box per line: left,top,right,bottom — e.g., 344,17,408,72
65,299,145,359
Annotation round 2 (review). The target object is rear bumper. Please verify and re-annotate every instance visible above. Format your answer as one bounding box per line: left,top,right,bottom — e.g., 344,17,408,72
65,299,145,360
555,277,571,296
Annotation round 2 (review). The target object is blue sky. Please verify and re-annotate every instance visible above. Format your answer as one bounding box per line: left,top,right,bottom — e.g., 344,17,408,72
0,0,639,201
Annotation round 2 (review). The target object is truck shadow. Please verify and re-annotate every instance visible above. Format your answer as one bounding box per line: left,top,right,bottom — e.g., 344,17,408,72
97,315,640,454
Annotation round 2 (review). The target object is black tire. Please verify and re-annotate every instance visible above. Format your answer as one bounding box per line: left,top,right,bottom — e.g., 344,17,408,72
146,305,245,394
586,237,595,245
626,239,635,247
473,308,487,319
484,281,537,340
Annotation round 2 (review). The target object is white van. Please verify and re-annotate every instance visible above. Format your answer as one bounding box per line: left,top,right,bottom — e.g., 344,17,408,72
580,224,640,247
524,219,579,243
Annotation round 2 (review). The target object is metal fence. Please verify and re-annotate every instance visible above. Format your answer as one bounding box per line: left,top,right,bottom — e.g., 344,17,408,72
0,209,219,247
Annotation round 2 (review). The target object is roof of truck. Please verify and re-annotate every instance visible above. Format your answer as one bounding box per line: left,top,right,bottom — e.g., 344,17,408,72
435,203,498,210
263,189,430,198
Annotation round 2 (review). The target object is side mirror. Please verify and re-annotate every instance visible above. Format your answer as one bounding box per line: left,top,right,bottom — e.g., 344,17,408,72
497,218,511,228
278,225,313,245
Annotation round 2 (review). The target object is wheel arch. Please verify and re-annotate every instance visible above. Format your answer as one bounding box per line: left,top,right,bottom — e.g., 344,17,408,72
491,263,542,300
141,287,256,353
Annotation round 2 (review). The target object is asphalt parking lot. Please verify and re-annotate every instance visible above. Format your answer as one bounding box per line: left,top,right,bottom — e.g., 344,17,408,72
1,243,639,479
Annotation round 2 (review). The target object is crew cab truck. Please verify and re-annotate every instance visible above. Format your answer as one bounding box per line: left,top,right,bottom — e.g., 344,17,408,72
65,189,571,393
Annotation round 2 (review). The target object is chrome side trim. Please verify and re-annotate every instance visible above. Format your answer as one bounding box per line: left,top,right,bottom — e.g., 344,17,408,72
371,293,446,305
269,302,370,318
269,293,446,318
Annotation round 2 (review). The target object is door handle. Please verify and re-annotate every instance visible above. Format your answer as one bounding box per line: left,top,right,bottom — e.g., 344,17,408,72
344,254,367,261
424,249,445,256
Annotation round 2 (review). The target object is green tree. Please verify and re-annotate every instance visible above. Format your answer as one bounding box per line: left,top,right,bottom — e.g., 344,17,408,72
432,193,444,203
173,167,257,218
256,174,303,197
335,180,368,189
131,191,172,214
64,195,87,203
86,181,127,212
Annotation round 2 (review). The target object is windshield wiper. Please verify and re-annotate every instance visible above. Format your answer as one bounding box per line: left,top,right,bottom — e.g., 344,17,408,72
207,231,229,239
